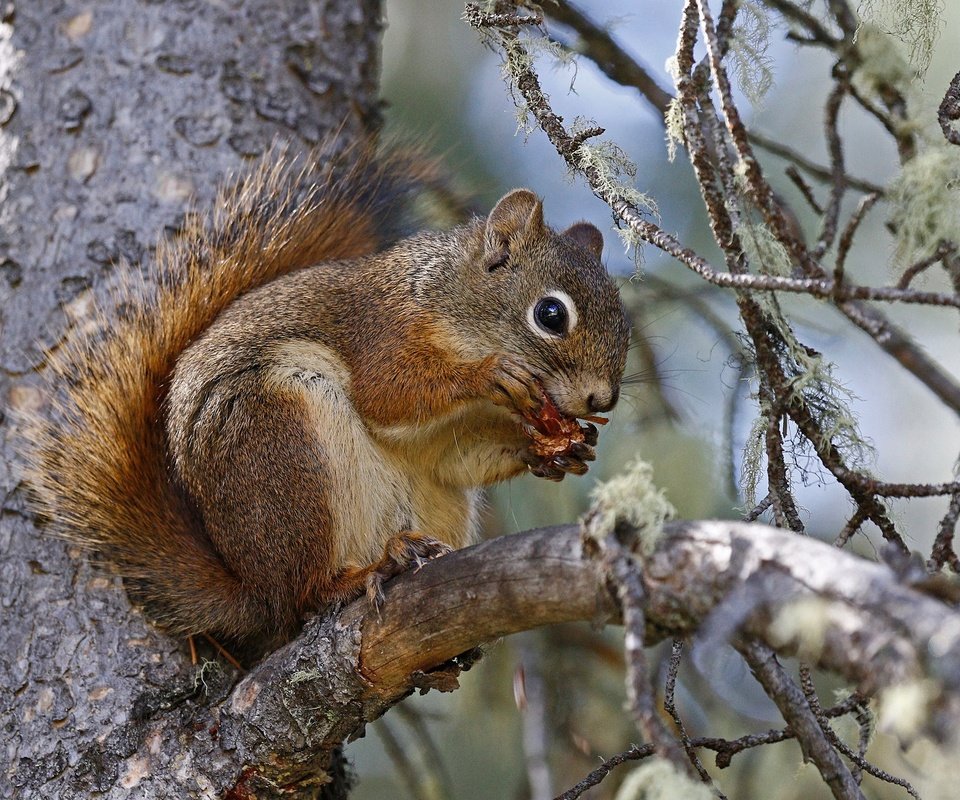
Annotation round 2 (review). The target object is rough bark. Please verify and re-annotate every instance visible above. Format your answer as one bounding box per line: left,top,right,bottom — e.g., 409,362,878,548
10,516,958,797
233,519,960,790
5,3,960,798
0,1,380,797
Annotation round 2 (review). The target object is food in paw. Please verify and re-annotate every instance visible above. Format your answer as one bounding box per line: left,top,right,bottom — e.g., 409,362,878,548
520,385,607,460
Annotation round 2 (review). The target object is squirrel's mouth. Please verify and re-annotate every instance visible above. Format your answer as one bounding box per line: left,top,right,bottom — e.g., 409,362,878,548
533,382,609,427
518,383,608,458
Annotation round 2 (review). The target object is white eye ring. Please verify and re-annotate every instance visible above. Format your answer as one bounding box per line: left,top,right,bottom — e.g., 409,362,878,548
526,288,579,339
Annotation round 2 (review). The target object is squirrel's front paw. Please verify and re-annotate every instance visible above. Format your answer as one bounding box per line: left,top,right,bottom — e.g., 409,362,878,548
488,355,542,415
365,531,452,607
522,437,596,482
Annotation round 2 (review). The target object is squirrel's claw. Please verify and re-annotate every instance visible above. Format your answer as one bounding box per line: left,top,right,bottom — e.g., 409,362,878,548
365,572,388,610
552,455,589,476
580,422,599,446
364,531,453,611
523,443,595,481
569,441,596,461
529,462,567,481
489,355,541,415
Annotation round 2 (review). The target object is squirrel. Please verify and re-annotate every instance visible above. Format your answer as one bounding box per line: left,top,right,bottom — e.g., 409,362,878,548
24,140,629,650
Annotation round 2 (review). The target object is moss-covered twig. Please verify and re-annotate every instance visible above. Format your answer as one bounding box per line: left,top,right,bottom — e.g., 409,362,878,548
938,69,960,145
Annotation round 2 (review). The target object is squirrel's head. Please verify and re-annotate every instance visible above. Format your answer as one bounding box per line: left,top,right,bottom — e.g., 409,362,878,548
463,188,630,418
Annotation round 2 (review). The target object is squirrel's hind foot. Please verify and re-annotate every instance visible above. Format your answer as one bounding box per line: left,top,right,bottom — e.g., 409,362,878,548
360,531,453,608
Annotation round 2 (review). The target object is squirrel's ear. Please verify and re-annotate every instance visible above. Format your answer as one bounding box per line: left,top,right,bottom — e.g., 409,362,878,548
563,222,604,261
485,189,545,260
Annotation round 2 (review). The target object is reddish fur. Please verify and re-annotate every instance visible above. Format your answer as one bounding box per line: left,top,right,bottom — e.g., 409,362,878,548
346,318,503,426
22,141,443,642
21,144,629,649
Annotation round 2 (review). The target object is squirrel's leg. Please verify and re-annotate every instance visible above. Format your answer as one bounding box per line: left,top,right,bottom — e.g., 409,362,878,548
327,530,453,607
181,359,458,635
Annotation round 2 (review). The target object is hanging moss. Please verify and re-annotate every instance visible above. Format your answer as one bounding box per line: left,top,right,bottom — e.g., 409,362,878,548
574,126,658,264
664,96,686,162
740,409,769,509
737,221,793,276
729,0,775,106
851,22,917,102
493,29,577,135
738,297,875,508
888,143,960,264
857,0,943,76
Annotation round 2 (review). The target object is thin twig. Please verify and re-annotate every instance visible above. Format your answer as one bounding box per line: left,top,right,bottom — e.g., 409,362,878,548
930,489,960,572
833,507,868,548
852,702,873,785
543,1,673,115
814,79,849,260
467,5,541,27
786,164,824,214
580,513,690,771
798,665,920,798
764,409,805,531
761,0,840,45
846,81,916,164
897,243,956,290
744,493,773,522
555,694,870,799
834,193,881,285
739,641,865,800
750,130,885,195
395,704,456,800
938,69,960,146
553,743,656,800
663,641,723,794
541,0,881,198
696,0,810,271
836,301,960,417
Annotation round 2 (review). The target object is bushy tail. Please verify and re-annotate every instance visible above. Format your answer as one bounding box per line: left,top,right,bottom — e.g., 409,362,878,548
22,138,451,639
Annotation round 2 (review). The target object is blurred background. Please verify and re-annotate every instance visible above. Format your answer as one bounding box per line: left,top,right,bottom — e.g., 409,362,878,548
348,2,960,797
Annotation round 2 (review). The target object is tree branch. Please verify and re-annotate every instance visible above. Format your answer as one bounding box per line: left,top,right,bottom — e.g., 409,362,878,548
57,519,958,798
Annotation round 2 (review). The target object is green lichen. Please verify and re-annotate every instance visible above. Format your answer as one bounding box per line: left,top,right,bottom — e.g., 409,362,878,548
888,143,960,264
574,127,658,262
851,23,916,99
473,9,654,264
769,597,832,659
193,660,226,694
290,669,324,684
877,679,938,740
737,221,793,276
857,1,943,76
789,346,869,464
496,29,577,135
832,688,877,750
740,411,768,509
739,302,874,506
614,758,714,800
664,96,685,162
585,459,675,556
729,0,775,106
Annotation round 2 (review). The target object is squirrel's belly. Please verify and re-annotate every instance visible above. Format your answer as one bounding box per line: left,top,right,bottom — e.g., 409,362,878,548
268,339,476,565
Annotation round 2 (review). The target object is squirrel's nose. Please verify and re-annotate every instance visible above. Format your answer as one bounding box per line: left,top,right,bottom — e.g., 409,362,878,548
587,386,619,413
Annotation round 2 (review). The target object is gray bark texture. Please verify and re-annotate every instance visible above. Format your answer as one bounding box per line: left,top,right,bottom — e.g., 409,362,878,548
4,2,960,799
0,0,380,797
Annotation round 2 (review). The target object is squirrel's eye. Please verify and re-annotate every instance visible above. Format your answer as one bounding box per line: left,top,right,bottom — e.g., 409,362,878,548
527,289,578,340
534,297,568,335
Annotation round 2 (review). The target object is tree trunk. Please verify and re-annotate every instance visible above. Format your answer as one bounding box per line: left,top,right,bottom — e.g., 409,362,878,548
0,2,380,796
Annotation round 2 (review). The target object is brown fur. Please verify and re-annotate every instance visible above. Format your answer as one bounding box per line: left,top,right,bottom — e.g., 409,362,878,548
23,143,630,649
